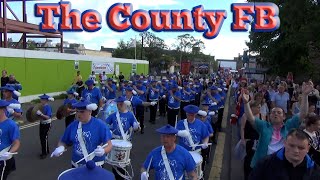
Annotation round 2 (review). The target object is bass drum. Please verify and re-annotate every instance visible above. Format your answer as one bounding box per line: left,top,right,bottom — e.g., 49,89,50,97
97,100,118,121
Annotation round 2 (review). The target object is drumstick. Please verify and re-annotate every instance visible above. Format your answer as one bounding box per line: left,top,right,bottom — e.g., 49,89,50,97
146,156,153,177
6,152,18,155
189,143,212,148
75,143,108,164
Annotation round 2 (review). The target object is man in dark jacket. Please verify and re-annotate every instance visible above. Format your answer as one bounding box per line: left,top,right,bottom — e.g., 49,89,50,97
249,129,320,180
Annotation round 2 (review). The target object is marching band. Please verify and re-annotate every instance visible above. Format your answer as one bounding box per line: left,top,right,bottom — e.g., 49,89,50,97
0,71,230,180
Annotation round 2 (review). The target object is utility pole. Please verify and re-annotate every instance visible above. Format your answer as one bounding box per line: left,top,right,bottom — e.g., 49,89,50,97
141,34,143,60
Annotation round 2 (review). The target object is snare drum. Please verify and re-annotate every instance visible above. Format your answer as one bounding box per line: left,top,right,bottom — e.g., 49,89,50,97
106,140,132,167
185,151,203,179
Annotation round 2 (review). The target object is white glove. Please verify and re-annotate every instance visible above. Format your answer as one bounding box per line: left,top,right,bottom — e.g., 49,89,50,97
36,110,43,116
178,86,182,90
177,130,190,138
201,143,208,149
132,90,137,95
94,146,105,157
7,108,14,115
102,86,105,90
162,95,166,98
150,102,157,106
8,103,21,109
0,152,12,161
141,171,148,180
133,122,140,130
211,102,217,106
208,111,216,116
51,146,65,157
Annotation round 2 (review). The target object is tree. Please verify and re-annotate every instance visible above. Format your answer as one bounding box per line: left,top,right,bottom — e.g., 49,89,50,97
246,0,320,80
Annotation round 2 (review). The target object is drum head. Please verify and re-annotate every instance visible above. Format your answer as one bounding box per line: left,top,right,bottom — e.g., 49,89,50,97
111,139,132,148
189,152,203,164
26,106,34,122
56,105,65,120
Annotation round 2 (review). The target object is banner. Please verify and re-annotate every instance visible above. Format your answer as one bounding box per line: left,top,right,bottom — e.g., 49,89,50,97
92,62,114,74
181,62,191,75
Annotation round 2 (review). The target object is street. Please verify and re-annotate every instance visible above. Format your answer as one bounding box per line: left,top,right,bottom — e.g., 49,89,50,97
8,99,217,180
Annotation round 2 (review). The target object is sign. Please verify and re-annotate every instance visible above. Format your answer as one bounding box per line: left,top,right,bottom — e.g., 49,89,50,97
115,65,119,76
92,62,114,74
74,60,79,70
132,63,137,73
181,62,191,75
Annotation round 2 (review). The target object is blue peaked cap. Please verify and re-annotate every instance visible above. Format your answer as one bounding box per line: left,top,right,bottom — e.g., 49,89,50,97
0,100,10,107
115,96,126,103
58,160,115,180
183,105,199,114
156,125,178,135
0,85,15,92
39,94,51,100
85,79,94,86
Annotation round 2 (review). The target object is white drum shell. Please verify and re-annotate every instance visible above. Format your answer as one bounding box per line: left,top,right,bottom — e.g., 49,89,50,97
106,140,132,167
185,151,203,180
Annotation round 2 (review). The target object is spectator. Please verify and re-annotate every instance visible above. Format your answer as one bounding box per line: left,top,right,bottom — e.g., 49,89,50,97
73,71,82,85
119,72,125,83
303,115,320,166
1,70,9,99
6,74,22,101
242,80,312,169
271,84,290,114
249,129,320,180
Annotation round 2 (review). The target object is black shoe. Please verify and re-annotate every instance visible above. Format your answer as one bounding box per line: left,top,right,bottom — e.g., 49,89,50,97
40,154,47,159
141,129,144,134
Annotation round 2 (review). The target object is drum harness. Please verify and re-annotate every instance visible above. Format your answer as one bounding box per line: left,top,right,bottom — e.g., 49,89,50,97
72,122,105,167
183,120,200,152
161,146,183,180
109,111,134,179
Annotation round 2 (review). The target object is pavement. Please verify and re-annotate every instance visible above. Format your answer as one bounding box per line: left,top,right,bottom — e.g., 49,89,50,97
8,98,220,180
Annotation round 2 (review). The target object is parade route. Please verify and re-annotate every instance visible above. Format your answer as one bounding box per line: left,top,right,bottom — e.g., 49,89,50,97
8,99,220,180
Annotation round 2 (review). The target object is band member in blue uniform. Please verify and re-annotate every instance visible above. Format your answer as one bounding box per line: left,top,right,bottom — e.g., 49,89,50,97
106,96,140,141
141,125,197,180
64,90,78,128
81,79,103,117
37,94,55,159
103,78,117,100
0,86,22,124
6,75,22,101
133,80,147,133
148,80,160,124
126,86,156,134
167,84,181,127
51,99,113,168
180,82,191,119
106,96,140,180
0,100,20,180
158,79,168,117
176,105,210,152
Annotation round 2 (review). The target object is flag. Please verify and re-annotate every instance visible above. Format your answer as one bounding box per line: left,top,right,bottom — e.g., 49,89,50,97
129,38,136,48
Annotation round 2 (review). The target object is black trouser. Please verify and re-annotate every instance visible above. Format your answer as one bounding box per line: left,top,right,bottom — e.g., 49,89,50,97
216,108,224,131
190,100,196,105
149,101,158,123
167,108,179,127
40,123,51,155
201,148,210,170
91,108,99,117
180,101,190,120
195,93,201,106
136,105,145,130
244,140,255,180
65,114,75,128
0,157,16,180
112,167,126,180
159,98,167,116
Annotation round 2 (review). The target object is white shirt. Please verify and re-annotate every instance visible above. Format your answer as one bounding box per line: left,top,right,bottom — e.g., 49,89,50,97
89,75,96,81
101,75,108,83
